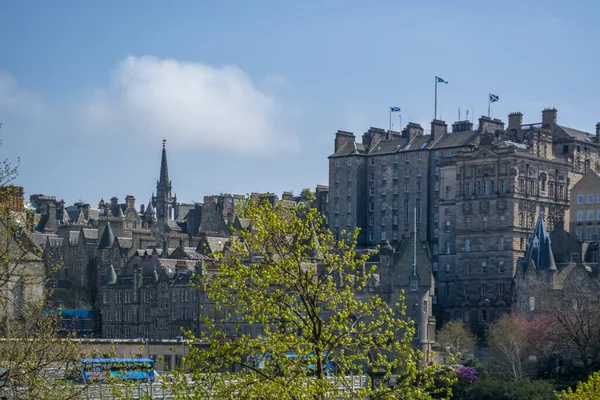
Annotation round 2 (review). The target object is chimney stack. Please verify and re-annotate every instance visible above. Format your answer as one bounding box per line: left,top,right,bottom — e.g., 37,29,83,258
125,195,135,210
542,108,557,128
508,112,523,130
403,123,424,142
430,120,447,142
595,123,600,143
334,131,355,153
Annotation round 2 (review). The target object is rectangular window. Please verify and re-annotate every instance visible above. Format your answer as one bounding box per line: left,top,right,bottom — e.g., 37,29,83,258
381,186,386,196
369,202,375,211
347,158,352,166
369,217,374,226
500,179,506,194
578,211,584,221
393,169,399,180
578,195,584,204
346,173,351,182
417,168,422,177
418,152,422,160
589,194,595,204
498,215,505,227
393,184,399,194
405,154,410,162
416,182,421,192
499,237,504,250
381,231,387,242
433,262,438,272
497,284,504,295
392,230,398,240
347,202,352,213
370,158,375,166
393,155,399,164
481,262,487,275
334,188,339,198
335,174,339,183
445,220,451,232
103,292,107,304
483,180,490,195
370,172,374,181
382,158,387,165
465,239,471,252
369,187,374,196
465,263,471,275
334,159,340,167
588,211,594,221
463,285,469,297
480,284,487,296
368,232,374,242
445,264,451,275
498,260,505,275
466,182,473,196
445,241,451,255
334,202,339,214
434,181,439,192
597,210,600,221
405,169,410,178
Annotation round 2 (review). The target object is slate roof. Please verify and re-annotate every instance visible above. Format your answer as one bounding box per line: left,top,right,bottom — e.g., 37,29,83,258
557,125,595,143
118,237,132,249
431,131,479,149
29,233,60,248
98,222,115,249
329,142,367,157
367,138,408,155
103,264,117,284
522,216,556,271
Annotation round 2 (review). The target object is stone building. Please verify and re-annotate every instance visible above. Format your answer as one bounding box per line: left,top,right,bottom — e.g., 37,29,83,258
570,170,600,245
329,108,600,332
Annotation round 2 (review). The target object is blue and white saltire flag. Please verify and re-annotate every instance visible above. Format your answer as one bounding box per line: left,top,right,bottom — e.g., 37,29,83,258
489,93,499,103
390,107,401,112
436,76,448,84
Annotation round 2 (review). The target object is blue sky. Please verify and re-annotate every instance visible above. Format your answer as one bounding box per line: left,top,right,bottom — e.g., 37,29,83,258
1,0,599,207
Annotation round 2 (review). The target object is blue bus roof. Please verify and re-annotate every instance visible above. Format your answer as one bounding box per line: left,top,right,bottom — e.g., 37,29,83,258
81,358,154,363
44,309,93,318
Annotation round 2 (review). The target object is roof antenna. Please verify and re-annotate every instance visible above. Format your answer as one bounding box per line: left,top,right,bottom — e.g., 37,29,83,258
458,107,461,121
466,110,469,121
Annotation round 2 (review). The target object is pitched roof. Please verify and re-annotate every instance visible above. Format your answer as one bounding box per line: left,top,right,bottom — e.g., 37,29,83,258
557,125,594,143
103,264,117,285
523,216,556,271
98,221,115,249
432,131,479,149
367,137,408,155
329,141,367,157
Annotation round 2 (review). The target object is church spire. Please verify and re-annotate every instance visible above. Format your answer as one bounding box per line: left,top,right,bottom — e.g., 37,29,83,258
159,138,169,186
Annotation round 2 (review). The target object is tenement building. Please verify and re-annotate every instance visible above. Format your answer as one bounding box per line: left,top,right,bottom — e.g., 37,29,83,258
328,108,600,332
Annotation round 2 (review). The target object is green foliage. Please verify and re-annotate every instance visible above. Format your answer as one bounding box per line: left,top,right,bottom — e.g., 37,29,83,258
458,377,556,400
558,371,600,400
172,194,454,399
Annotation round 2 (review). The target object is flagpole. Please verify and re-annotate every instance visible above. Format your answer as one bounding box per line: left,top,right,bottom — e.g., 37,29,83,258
389,107,391,131
434,77,438,120
488,94,491,118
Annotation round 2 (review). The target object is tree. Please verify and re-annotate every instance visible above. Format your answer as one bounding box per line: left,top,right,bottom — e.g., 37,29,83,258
462,377,556,400
172,195,453,399
0,149,85,399
436,320,476,359
543,270,600,374
487,314,527,381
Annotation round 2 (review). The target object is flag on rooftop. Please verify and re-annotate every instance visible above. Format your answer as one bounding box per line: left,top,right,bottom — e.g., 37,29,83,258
436,76,448,84
390,107,401,112
489,93,499,103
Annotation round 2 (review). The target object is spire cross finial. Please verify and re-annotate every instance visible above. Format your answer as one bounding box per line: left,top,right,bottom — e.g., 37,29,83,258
162,138,166,149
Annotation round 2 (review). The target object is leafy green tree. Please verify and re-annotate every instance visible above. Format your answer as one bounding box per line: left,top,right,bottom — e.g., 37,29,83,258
172,195,453,399
436,320,476,360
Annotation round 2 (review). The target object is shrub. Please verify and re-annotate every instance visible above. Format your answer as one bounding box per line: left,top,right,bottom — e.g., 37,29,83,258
558,371,600,399
459,377,556,400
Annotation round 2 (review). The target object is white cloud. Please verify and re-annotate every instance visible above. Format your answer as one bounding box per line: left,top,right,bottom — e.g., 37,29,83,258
80,56,299,155
0,73,49,130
